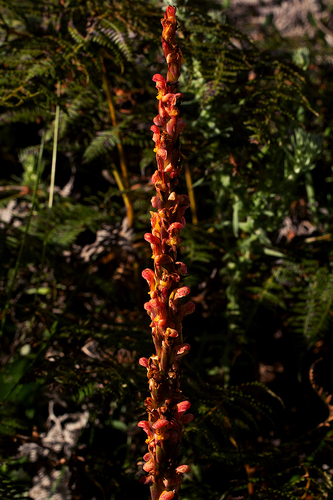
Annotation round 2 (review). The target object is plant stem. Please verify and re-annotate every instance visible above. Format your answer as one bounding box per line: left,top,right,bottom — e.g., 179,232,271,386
139,7,194,500
184,162,198,225
305,171,318,226
48,83,61,208
111,164,133,223
101,60,134,227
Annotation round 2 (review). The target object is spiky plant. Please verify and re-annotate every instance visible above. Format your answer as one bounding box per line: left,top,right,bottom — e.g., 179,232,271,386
138,6,194,500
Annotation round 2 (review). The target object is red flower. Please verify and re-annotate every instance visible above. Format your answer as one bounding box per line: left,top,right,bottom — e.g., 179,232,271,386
152,74,167,97
175,261,187,276
176,465,191,474
140,475,154,485
144,233,161,258
138,420,152,438
173,286,190,301
173,401,191,423
152,419,169,430
167,222,184,246
144,299,168,328
159,491,175,500
165,327,178,338
143,460,155,473
176,344,191,357
139,357,149,368
142,269,156,296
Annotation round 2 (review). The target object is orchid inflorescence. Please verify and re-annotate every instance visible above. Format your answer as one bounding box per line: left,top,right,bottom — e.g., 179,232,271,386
138,6,195,500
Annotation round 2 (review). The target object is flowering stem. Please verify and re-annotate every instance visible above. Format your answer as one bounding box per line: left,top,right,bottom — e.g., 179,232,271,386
139,7,194,500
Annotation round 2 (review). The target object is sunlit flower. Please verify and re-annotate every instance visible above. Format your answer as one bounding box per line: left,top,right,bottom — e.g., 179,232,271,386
176,465,191,474
159,491,175,500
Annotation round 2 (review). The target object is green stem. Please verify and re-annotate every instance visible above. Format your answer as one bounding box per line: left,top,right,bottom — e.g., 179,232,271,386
48,83,61,208
305,171,318,225
46,465,67,500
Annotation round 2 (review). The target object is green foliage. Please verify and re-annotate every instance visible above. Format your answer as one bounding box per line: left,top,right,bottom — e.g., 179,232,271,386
29,203,108,246
0,468,30,500
84,128,121,162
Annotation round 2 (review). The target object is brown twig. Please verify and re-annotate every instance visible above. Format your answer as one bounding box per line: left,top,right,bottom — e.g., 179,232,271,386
184,162,198,225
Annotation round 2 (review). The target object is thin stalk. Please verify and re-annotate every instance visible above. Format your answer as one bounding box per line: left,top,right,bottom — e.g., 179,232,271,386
32,127,47,308
184,162,198,225
48,83,61,208
111,164,133,222
101,61,134,227
305,171,319,226
46,465,67,500
101,68,129,188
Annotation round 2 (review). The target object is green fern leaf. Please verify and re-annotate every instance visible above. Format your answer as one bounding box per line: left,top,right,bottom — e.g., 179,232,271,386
84,129,121,163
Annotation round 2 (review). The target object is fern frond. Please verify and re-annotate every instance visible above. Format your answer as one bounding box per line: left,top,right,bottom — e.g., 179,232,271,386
99,19,134,62
67,21,87,45
297,267,333,341
0,106,48,124
83,129,121,163
29,204,106,247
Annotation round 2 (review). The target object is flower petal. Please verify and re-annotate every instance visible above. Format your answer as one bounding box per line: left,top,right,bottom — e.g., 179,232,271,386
155,148,167,160
151,125,160,134
180,301,195,317
176,344,191,356
142,269,156,292
176,464,191,474
165,327,178,338
174,286,190,301
139,357,149,368
144,299,167,321
181,413,194,424
166,5,176,19
140,475,154,485
138,421,151,436
159,491,175,500
176,261,187,276
153,418,169,430
152,73,166,84
153,115,162,126
144,233,160,245
144,233,161,258
175,400,191,417
143,460,155,472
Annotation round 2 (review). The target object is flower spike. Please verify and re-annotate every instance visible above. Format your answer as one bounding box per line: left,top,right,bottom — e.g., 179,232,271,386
138,6,194,500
